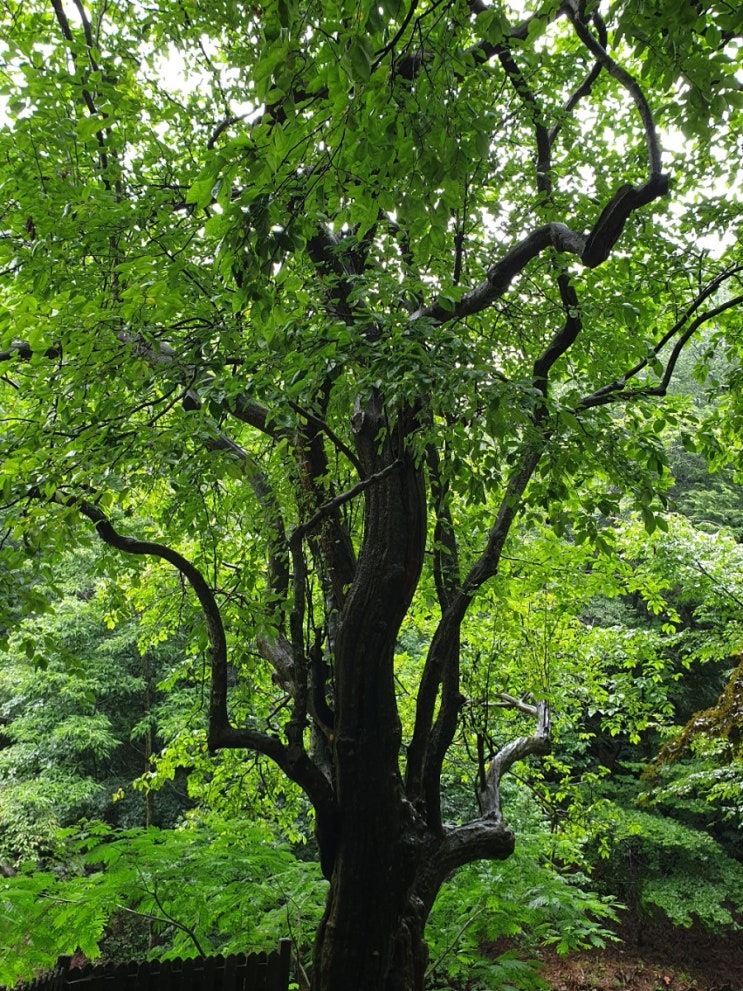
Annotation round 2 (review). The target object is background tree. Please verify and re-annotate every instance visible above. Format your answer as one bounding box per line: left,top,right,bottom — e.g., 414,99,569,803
0,546,194,865
1,2,742,990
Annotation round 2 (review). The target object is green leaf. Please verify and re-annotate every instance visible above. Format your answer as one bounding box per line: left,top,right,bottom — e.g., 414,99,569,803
347,36,373,83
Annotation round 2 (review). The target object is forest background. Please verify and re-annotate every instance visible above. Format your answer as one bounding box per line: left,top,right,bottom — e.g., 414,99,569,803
0,0,742,989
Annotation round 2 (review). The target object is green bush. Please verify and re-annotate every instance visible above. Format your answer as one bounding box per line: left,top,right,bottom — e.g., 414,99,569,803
589,802,743,931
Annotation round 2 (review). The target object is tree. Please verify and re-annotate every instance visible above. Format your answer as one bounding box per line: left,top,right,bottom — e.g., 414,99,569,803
0,1,741,988
0,546,191,864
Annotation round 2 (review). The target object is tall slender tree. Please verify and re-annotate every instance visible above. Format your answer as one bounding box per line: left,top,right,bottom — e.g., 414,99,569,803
1,2,741,988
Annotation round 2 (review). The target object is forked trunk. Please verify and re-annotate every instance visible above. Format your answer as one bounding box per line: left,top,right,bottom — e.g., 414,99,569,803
310,398,429,991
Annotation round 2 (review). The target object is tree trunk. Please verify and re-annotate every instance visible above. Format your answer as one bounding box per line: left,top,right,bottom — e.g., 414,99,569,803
311,815,430,991
311,397,429,991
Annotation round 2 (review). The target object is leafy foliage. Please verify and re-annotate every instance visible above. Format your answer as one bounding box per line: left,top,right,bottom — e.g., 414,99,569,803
588,801,743,932
0,817,324,986
426,833,619,990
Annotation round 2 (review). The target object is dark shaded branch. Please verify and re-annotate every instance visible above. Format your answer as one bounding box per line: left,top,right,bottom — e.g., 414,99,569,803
466,4,563,67
0,341,61,362
407,440,546,817
533,273,582,397
290,402,363,475
50,0,113,186
287,528,310,748
69,499,230,734
461,446,546,597
295,422,358,608
207,114,247,150
412,223,586,325
548,13,607,146
294,460,402,542
496,46,551,196
426,444,460,612
581,174,670,268
64,496,334,816
372,0,420,73
306,227,358,325
563,0,663,175
71,0,98,58
50,0,97,118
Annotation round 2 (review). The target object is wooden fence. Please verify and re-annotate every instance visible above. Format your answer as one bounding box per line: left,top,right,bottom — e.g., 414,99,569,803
16,941,292,991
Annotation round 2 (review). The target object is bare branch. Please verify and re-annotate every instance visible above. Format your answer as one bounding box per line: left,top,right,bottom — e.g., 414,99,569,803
480,699,551,817
417,692,550,906
55,495,335,816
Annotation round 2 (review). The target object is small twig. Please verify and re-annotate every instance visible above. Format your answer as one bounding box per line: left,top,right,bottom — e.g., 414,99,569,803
292,459,402,541
692,557,743,612
147,880,207,956
425,905,487,978
372,0,420,73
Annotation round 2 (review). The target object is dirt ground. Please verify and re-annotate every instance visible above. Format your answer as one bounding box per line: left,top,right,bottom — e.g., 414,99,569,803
528,919,743,991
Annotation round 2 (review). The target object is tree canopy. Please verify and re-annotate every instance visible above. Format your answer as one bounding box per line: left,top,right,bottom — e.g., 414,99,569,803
1,1,742,989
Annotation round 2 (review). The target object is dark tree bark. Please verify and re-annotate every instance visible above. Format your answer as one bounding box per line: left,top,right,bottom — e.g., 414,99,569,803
312,395,427,991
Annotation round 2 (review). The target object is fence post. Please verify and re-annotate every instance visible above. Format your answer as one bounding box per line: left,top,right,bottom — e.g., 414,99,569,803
265,940,291,991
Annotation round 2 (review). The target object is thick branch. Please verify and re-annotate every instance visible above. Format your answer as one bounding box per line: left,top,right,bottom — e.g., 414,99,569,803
66,497,334,815
581,173,669,269
69,499,230,736
306,227,359,326
412,223,586,325
417,817,515,916
416,696,550,914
